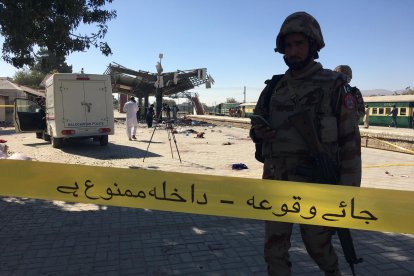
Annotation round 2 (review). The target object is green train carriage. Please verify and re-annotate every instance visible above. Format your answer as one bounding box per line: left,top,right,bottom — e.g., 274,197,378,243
214,102,240,116
363,95,414,128
225,96,414,128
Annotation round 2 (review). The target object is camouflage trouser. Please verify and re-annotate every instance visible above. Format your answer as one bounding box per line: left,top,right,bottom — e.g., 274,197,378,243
263,157,341,276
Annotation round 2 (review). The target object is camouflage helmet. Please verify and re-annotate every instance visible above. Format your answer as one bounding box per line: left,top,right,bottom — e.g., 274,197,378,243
334,65,353,79
275,12,325,54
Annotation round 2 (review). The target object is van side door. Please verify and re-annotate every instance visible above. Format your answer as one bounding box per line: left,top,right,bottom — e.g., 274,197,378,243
14,98,46,132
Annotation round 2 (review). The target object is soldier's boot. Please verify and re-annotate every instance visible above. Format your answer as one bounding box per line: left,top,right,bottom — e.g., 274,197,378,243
301,225,341,276
264,221,293,276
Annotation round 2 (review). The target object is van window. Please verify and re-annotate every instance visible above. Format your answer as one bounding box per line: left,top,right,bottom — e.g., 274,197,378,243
400,108,406,116
17,100,40,113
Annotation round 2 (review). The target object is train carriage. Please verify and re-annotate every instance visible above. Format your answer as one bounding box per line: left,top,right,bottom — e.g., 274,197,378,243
215,95,414,128
214,102,240,116
363,95,414,128
239,102,256,118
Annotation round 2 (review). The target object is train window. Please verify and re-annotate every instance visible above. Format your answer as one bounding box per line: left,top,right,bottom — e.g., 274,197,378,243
378,108,384,115
400,108,406,116
385,107,391,115
372,108,378,115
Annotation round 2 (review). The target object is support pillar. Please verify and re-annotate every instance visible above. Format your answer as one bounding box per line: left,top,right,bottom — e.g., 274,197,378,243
155,88,163,123
144,91,149,117
119,93,128,113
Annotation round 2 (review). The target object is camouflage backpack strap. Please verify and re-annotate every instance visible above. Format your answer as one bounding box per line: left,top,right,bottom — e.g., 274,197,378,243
327,73,348,117
350,86,365,117
314,72,348,146
263,74,284,113
253,74,283,163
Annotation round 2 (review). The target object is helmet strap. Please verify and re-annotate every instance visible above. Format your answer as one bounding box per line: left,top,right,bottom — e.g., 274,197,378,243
309,38,319,59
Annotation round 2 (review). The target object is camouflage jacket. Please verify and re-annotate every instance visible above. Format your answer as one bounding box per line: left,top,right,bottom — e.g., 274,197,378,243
251,62,361,186
346,85,365,120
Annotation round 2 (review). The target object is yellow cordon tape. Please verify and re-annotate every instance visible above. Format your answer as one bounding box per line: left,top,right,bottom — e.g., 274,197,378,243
0,160,413,234
363,135,414,154
363,163,414,168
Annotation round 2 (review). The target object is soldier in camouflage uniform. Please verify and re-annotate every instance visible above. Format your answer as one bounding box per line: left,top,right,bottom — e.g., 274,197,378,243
250,12,361,276
334,65,363,186
334,65,365,120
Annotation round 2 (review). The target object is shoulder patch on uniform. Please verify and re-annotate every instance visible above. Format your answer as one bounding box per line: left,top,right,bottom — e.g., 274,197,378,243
343,93,356,110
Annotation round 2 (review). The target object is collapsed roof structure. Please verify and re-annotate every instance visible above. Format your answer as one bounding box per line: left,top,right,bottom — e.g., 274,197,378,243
104,62,214,116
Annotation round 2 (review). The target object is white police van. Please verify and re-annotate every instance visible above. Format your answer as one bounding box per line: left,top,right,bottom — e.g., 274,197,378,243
14,73,114,148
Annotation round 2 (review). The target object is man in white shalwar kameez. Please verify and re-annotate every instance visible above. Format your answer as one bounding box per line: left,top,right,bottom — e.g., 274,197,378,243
123,97,139,140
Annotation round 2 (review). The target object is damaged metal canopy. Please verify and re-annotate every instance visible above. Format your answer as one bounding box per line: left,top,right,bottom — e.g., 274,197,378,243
104,62,214,98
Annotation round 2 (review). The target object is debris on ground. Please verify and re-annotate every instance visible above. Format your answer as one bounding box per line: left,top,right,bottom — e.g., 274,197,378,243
385,171,394,176
222,141,232,145
174,128,198,134
188,120,215,127
0,143,8,159
385,170,410,178
231,163,248,170
195,132,205,138
0,143,32,160
8,152,32,160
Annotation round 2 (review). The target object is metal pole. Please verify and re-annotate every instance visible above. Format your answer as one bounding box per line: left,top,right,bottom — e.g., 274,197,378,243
155,54,163,122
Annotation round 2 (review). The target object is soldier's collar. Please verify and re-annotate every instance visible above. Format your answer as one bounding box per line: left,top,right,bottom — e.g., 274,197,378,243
286,62,322,80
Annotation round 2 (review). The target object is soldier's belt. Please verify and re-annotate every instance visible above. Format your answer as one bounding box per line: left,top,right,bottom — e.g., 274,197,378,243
0,160,413,234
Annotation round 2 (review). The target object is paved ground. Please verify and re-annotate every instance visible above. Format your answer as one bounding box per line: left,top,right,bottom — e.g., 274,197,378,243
0,115,413,275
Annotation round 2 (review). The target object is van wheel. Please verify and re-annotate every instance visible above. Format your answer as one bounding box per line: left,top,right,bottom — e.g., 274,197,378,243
43,133,51,142
36,132,43,139
52,137,63,148
99,135,108,146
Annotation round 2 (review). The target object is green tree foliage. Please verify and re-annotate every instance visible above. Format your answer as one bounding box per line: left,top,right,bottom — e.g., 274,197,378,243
0,0,117,68
13,47,73,88
112,95,119,109
13,70,45,89
32,48,72,74
225,97,238,103
402,86,414,95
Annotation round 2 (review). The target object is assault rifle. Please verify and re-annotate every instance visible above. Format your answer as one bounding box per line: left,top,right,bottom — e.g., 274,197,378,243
289,109,363,276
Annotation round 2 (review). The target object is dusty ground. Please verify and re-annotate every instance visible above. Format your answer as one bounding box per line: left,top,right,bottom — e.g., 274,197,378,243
1,119,413,191
1,118,413,276
1,120,263,179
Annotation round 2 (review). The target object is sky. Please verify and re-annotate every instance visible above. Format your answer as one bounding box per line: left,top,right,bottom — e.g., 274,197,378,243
1,0,413,106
